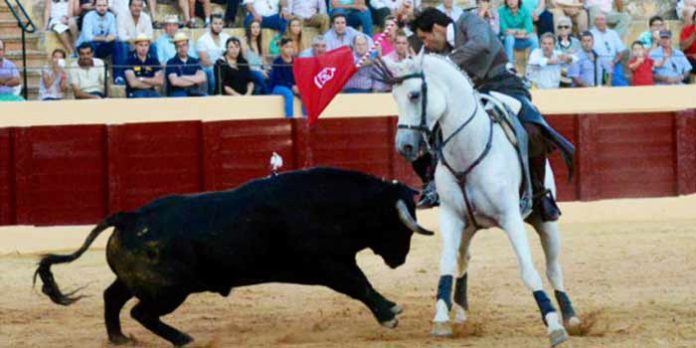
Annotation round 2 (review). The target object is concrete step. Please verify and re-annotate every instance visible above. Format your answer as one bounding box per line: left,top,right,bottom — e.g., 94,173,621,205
0,19,19,36
4,50,47,69
0,34,40,51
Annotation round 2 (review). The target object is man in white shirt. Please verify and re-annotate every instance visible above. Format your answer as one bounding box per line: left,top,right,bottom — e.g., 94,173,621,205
242,0,287,32
70,42,106,99
590,13,627,85
585,0,631,38
196,14,230,94
436,0,463,22
526,32,576,89
287,0,329,32
114,0,153,84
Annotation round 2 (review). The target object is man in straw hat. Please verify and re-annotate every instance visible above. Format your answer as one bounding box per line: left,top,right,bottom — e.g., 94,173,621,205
124,34,163,98
114,0,154,84
155,15,198,65
165,32,207,97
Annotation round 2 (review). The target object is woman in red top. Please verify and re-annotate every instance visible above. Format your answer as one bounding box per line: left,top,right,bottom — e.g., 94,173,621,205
628,41,655,86
680,11,696,74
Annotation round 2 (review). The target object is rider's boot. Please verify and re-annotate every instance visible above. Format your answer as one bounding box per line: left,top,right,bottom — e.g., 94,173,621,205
530,155,561,221
412,152,440,209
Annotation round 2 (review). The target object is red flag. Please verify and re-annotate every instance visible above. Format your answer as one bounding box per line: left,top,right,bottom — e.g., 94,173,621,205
293,46,357,126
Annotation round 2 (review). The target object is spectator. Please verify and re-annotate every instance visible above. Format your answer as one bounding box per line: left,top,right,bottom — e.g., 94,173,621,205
124,34,163,98
243,0,287,32
374,15,397,57
114,0,154,84
585,0,631,38
155,15,198,65
196,14,230,94
499,0,539,64
76,0,117,60
39,49,69,100
166,32,208,96
325,13,359,50
269,16,304,56
0,39,23,102
638,16,664,51
214,37,254,95
299,35,327,57
330,0,373,36
344,34,376,93
75,0,95,31
548,0,587,34
477,0,500,35
650,30,693,85
43,0,78,56
244,19,269,94
681,11,696,76
590,13,627,86
370,0,420,27
627,41,654,86
437,0,463,22
69,42,106,99
147,0,192,29
526,33,576,89
384,30,411,63
555,16,581,55
523,0,554,36
568,31,612,87
269,37,298,117
287,0,329,33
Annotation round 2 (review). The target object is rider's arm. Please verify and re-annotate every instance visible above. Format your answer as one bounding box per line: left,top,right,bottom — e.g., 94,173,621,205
448,14,492,69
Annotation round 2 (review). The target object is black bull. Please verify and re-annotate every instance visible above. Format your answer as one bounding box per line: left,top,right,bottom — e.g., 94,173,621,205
34,167,434,346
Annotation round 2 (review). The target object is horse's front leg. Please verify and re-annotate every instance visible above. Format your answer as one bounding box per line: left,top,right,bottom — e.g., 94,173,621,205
453,226,476,324
431,203,465,337
499,212,569,347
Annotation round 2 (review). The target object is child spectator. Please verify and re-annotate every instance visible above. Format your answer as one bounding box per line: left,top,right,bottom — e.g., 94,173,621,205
244,19,269,94
627,41,654,86
269,38,298,117
39,49,69,100
214,37,254,96
680,11,696,75
43,0,77,56
638,16,664,51
269,17,304,56
499,0,539,64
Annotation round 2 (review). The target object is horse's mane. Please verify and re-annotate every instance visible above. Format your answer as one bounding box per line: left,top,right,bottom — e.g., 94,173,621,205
373,53,475,88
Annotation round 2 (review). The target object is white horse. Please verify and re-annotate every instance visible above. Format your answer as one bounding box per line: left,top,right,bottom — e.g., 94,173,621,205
379,53,582,346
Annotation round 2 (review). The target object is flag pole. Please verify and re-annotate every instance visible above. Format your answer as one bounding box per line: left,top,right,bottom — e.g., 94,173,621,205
356,21,397,68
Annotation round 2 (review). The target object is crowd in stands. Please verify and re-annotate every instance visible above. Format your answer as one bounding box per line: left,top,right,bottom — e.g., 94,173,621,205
1,0,695,111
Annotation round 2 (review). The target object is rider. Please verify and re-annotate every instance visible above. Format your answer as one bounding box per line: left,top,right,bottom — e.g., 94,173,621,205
408,7,574,222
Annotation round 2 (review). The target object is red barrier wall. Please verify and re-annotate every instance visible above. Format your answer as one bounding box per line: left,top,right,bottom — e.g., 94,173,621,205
1,111,694,226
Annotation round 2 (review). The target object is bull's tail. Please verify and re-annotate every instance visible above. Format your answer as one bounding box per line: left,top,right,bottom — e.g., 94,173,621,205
33,212,133,306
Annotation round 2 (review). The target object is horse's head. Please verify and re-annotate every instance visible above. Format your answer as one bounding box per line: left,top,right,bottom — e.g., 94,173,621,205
379,52,448,162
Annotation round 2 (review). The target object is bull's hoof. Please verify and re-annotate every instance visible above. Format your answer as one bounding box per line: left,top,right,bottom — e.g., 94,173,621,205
564,316,582,336
173,334,194,347
380,317,399,329
431,321,453,337
390,304,404,315
108,334,134,345
549,327,569,347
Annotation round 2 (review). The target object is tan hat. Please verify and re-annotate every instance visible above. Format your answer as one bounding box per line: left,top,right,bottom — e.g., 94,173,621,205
164,15,179,25
171,31,189,43
131,33,152,44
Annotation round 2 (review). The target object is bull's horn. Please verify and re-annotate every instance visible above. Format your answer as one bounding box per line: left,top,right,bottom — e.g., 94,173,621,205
396,200,434,236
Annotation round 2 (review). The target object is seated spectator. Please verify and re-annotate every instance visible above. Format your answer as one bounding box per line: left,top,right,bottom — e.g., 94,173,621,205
39,49,69,101
75,0,117,60
650,30,693,85
269,17,304,56
166,32,208,97
243,0,287,32
590,13,627,86
330,0,373,36
196,14,230,94
548,0,587,35
679,0,696,25
214,37,254,95
124,34,163,98
524,0,554,36
369,0,420,28
146,0,192,29
114,0,154,84
43,0,78,56
287,0,329,33
75,0,95,32
477,0,500,35
437,0,463,21
269,37,299,117
0,39,23,102
628,41,654,86
638,16,664,51
585,0,631,38
568,31,612,87
299,35,327,57
344,34,376,93
555,17,580,54
155,15,198,65
384,30,412,63
499,0,539,64
680,11,696,74
527,33,576,89
244,19,269,94
69,42,106,99
325,13,359,50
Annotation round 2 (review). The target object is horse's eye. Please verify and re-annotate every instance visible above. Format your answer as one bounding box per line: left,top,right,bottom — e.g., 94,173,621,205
408,91,420,101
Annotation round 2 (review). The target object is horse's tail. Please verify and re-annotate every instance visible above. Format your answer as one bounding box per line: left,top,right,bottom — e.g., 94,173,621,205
33,212,134,306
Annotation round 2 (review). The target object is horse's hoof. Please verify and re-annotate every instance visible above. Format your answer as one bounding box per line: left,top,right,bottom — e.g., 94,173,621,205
564,316,582,336
431,321,453,337
380,317,399,329
549,327,569,347
108,334,134,345
390,304,404,315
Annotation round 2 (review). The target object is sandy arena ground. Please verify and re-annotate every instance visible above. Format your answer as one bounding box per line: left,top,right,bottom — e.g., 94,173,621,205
1,196,696,347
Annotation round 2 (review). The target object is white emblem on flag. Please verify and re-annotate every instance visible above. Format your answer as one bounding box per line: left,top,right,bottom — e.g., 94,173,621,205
314,67,337,89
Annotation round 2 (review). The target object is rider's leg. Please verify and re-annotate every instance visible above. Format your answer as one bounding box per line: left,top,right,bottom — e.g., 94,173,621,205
411,152,439,209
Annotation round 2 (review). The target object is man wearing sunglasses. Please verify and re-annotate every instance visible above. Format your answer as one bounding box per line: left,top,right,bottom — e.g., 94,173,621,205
650,30,693,85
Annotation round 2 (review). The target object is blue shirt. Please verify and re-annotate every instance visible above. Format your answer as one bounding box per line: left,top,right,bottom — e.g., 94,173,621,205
567,50,611,87
155,34,198,65
324,26,360,51
165,55,203,95
649,47,693,85
268,56,295,89
76,10,117,47
125,52,161,96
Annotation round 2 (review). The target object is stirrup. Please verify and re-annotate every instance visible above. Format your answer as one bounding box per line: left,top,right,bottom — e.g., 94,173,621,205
417,182,440,209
